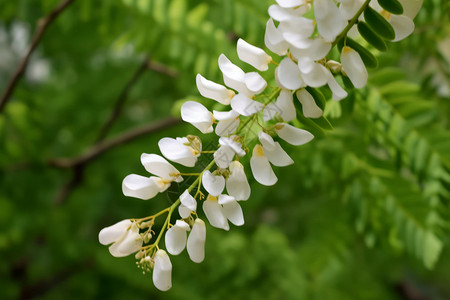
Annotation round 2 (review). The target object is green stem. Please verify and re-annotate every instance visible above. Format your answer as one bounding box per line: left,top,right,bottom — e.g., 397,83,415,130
331,0,372,49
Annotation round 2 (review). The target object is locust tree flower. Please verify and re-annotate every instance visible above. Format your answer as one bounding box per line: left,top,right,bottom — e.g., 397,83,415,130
341,46,368,88
339,0,365,20
158,136,201,167
213,110,240,136
237,38,272,71
326,71,348,100
276,57,304,90
264,89,296,122
187,218,206,263
275,0,309,8
264,19,289,56
314,0,347,42
203,194,244,231
214,136,246,169
297,57,329,88
181,101,214,134
179,189,196,218
153,249,172,291
230,94,264,116
290,37,331,61
99,220,142,257
202,170,225,196
218,54,267,96
196,74,235,105
274,123,314,145
165,220,191,255
122,154,182,200
278,17,315,50
296,89,323,118
268,3,311,22
226,161,251,201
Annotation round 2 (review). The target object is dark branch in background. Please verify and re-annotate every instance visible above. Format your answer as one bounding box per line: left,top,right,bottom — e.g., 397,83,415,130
50,117,181,169
95,56,178,142
0,0,76,113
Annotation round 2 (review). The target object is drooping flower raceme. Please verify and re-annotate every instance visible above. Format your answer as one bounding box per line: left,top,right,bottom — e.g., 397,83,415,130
99,0,422,292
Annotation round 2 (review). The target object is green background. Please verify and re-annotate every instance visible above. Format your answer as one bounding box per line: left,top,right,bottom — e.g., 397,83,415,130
1,0,450,299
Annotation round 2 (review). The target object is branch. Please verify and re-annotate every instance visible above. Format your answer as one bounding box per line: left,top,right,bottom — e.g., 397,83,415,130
0,0,76,113
95,56,179,142
49,116,181,169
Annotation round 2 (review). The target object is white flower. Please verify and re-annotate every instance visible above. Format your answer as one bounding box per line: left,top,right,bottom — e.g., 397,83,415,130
213,110,240,136
263,89,296,122
297,57,329,88
250,144,278,186
326,70,348,100
339,0,365,20
370,1,417,42
99,220,143,257
202,170,225,197
341,46,368,88
180,189,197,212
153,249,172,291
187,218,206,263
218,54,267,96
314,0,347,42
278,17,315,49
237,38,272,71
122,154,182,200
290,37,331,61
158,137,200,167
264,19,289,56
165,220,190,255
268,3,311,22
296,89,323,118
196,74,235,105
230,94,264,117
214,136,246,168
275,57,304,90
202,194,244,231
226,161,251,201
274,123,314,145
181,101,214,134
275,0,309,8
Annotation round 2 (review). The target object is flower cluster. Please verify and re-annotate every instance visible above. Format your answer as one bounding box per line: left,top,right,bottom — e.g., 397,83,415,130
99,0,421,291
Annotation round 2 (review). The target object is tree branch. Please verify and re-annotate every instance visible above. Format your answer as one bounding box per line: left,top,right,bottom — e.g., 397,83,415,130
95,56,179,142
49,116,181,169
0,0,76,113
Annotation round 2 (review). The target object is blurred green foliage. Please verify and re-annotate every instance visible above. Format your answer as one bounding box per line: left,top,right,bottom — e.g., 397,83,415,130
0,0,449,299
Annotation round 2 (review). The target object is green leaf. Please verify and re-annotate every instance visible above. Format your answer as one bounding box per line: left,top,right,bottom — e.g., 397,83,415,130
378,0,404,15
357,22,388,52
364,7,396,40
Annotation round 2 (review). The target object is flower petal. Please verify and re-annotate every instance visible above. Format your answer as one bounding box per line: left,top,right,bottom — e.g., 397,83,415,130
202,171,225,196
203,198,229,231
122,174,162,200
263,142,294,167
237,38,272,71
244,72,267,94
296,89,323,118
258,131,276,151
215,118,240,137
250,145,277,186
275,89,296,121
230,94,264,116
222,200,244,226
178,204,191,219
268,4,311,22
181,101,213,134
218,54,249,94
115,224,143,256
276,57,304,90
265,19,289,56
218,194,236,205
140,154,182,182
275,123,314,145
165,220,189,255
315,0,347,42
276,0,308,8
99,219,131,245
196,74,235,105
180,190,197,212
214,145,235,169
298,58,329,87
187,218,206,263
327,71,348,100
290,37,331,60
226,161,251,201
158,137,197,167
219,136,246,156
390,15,415,42
341,46,368,88
153,250,172,291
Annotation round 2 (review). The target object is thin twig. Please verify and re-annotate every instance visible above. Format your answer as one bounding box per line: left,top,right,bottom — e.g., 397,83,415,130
49,117,181,169
95,56,179,142
0,0,76,113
